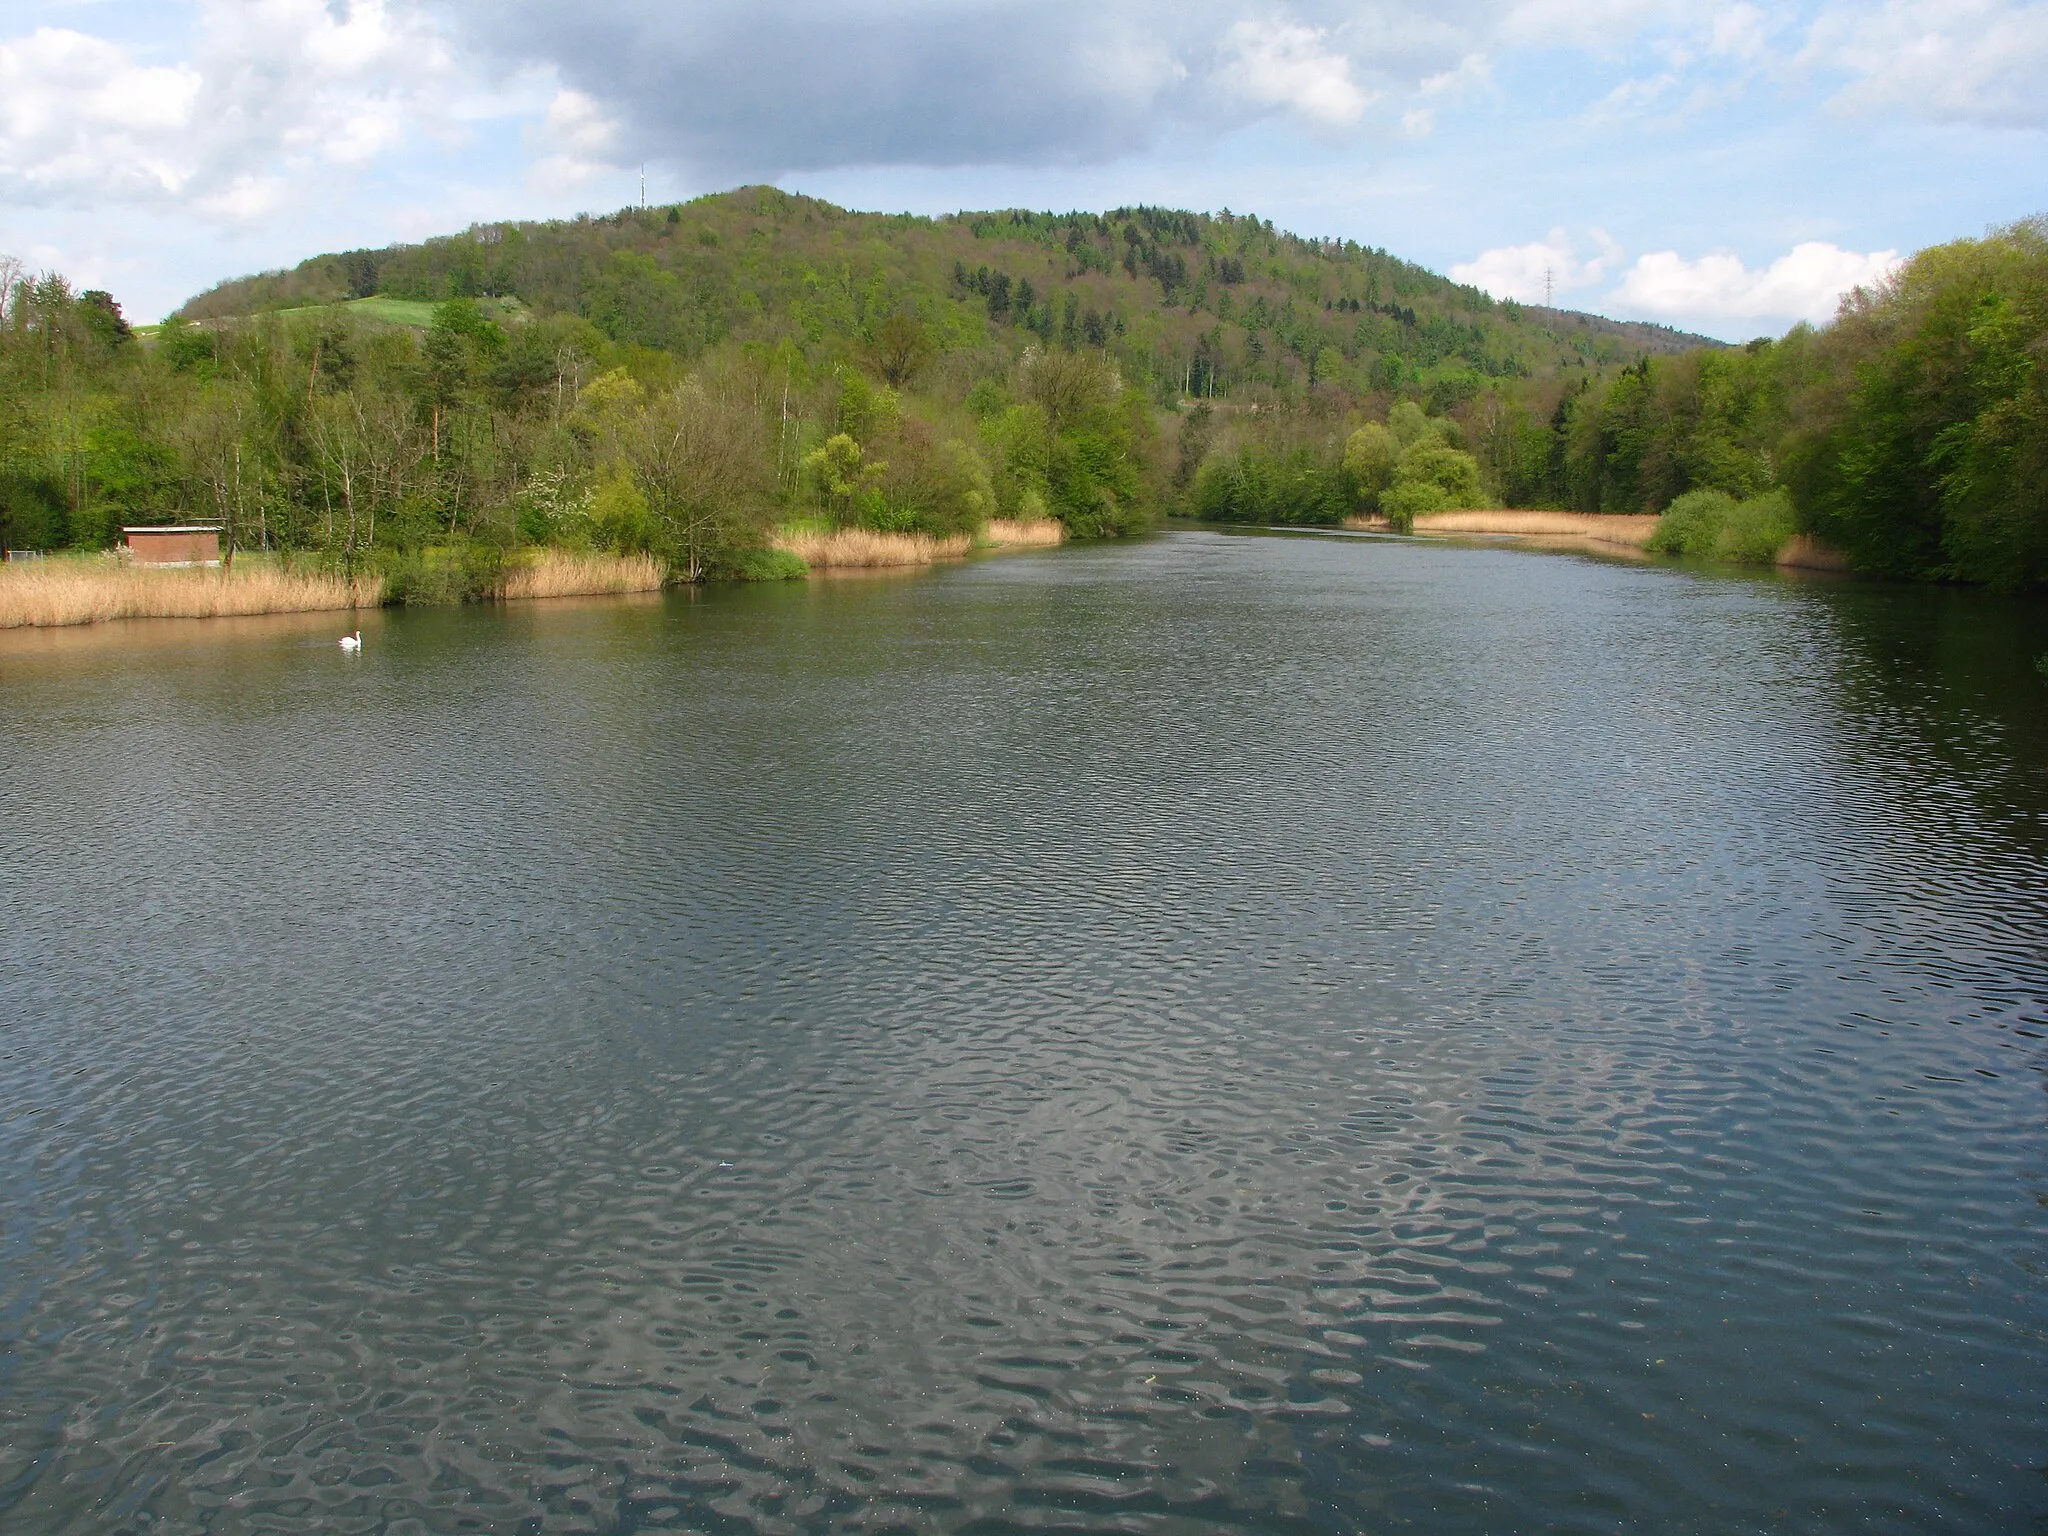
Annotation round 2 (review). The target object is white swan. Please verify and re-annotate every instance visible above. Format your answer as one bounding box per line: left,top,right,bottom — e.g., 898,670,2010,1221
338,630,362,651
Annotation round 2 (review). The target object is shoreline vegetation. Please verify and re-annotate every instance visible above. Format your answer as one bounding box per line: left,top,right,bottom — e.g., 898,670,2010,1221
3,191,2040,619
1405,510,1661,548
0,548,666,630
0,557,382,630
0,526,1071,629
771,527,971,568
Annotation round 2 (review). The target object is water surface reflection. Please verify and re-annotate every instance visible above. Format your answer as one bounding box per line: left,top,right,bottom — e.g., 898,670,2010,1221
2,532,2043,1533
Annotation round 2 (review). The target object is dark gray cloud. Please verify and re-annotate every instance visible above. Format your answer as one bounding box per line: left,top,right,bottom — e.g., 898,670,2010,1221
440,0,1490,177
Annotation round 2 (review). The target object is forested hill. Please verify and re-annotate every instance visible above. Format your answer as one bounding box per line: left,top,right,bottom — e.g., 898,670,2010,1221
175,186,1716,406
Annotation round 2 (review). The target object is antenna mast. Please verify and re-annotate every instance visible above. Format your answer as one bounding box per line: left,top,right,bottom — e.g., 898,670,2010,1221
1543,266,1554,308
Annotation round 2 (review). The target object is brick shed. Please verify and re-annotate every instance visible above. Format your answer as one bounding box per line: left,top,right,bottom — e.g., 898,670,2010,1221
124,526,223,567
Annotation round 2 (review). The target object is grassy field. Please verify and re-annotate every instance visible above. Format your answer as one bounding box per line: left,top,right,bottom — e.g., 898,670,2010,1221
255,296,528,329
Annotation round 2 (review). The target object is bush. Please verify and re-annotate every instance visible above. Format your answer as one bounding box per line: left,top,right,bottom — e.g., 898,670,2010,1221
1392,441,1484,506
0,470,69,551
1719,488,1798,562
378,542,507,604
1380,479,1453,530
587,470,658,553
1648,488,1738,556
726,546,809,581
857,497,920,533
1649,487,1796,563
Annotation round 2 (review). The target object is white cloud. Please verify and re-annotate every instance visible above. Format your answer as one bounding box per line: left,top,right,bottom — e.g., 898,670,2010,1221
0,28,204,198
1452,227,1625,303
1418,50,1494,98
1498,0,1687,53
527,88,622,195
1805,0,2048,128
1609,241,1902,322
1220,18,1371,127
0,0,465,216
1707,2,1771,60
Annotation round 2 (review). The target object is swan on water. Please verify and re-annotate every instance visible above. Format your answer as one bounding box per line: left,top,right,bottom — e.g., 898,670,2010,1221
339,630,362,651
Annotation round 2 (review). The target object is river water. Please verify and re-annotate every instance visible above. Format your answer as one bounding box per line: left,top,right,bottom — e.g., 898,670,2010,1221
3,529,2045,1535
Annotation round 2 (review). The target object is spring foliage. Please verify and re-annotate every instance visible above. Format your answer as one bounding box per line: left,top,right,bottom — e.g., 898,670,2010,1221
1476,220,2046,587
2,197,2041,591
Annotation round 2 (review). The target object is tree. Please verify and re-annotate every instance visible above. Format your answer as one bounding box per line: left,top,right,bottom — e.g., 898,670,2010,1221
1175,403,1215,489
1342,423,1398,509
621,377,770,580
801,433,886,524
870,311,933,387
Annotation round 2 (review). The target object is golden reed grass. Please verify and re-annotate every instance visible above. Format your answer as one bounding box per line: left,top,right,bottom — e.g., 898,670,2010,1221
0,559,382,629
982,518,1066,548
1403,510,1663,547
1774,533,1852,572
772,527,973,568
1408,510,1663,547
503,549,666,599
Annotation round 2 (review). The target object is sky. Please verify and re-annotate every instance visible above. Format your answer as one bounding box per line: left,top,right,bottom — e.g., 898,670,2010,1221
1,0,2041,337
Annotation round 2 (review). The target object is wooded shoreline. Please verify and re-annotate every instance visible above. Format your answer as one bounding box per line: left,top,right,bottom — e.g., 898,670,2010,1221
5,194,2040,596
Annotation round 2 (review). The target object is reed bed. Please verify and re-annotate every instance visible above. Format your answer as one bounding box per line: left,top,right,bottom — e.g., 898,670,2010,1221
982,518,1066,548
1412,511,1663,548
503,549,667,600
0,558,381,629
772,527,973,568
1774,533,1853,572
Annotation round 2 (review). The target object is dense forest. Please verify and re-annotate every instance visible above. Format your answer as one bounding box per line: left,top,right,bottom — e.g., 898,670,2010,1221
1,190,2042,590
1527,220,2048,588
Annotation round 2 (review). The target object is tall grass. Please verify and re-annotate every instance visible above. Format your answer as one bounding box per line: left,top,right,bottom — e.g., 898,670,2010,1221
1774,534,1852,572
503,550,666,599
0,557,381,629
1412,511,1663,547
982,519,1066,548
772,527,973,567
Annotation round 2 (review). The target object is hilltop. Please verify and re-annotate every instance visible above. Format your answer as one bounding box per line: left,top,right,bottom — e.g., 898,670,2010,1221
176,187,1718,410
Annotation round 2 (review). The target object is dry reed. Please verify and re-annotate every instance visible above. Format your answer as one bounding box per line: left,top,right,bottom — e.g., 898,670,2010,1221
1412,511,1663,548
982,518,1066,548
772,527,972,568
0,558,382,629
503,549,667,600
1774,533,1852,572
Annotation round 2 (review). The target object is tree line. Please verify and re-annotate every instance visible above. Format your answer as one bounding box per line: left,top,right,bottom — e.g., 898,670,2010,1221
1476,219,2047,588
0,267,1155,588
2,203,2040,591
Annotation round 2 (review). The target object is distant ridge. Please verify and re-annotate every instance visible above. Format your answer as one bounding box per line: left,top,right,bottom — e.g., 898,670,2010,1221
176,187,1720,404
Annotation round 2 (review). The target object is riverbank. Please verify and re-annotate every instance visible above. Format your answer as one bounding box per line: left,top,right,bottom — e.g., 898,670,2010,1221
1384,510,1853,572
0,548,666,629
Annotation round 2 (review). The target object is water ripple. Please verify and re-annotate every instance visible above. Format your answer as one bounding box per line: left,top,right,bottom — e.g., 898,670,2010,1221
1,534,2044,1533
